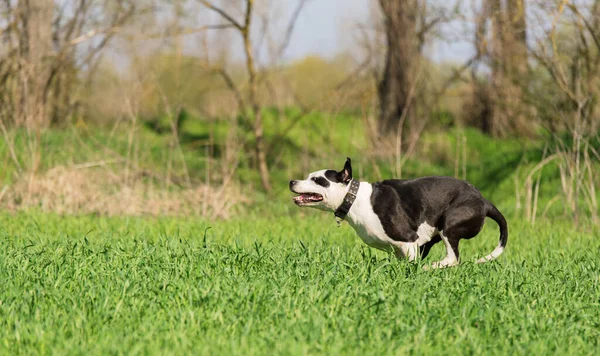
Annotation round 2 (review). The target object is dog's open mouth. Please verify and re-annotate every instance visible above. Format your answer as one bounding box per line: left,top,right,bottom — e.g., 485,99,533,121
293,193,323,205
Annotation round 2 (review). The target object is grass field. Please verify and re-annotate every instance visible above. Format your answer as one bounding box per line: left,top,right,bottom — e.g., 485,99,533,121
1,209,599,355
1,117,599,354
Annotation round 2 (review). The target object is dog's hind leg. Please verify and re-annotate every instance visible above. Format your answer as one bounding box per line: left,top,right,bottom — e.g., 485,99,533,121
427,207,486,269
428,232,459,269
419,234,442,260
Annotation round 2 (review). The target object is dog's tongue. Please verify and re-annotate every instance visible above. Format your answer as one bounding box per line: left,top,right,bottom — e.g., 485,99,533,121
293,193,322,204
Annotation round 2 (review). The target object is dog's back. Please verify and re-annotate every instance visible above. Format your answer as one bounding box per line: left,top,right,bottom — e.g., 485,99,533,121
371,176,486,226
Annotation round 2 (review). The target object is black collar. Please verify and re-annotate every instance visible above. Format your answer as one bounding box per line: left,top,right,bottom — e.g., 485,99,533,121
334,179,360,225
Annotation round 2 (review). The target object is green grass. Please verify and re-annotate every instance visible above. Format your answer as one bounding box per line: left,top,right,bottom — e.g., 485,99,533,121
1,210,599,355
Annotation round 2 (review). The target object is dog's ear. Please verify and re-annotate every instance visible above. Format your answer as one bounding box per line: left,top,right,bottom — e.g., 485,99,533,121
340,157,352,183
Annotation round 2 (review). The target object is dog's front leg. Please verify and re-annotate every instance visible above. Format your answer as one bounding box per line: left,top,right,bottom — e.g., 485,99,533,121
394,242,419,261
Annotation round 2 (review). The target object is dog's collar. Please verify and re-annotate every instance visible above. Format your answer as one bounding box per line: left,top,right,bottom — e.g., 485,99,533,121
334,179,360,226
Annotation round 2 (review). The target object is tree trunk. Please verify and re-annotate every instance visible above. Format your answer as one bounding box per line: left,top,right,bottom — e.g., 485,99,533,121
377,0,419,136
506,0,528,81
18,0,54,129
243,0,271,192
488,0,507,136
476,0,531,137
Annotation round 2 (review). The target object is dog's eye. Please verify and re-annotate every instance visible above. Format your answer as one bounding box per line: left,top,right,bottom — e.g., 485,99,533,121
313,176,330,188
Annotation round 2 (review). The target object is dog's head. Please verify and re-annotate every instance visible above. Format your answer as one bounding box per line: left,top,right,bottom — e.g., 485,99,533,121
289,157,353,211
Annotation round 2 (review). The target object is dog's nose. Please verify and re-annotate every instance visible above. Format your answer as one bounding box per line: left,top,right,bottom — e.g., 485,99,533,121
289,180,297,191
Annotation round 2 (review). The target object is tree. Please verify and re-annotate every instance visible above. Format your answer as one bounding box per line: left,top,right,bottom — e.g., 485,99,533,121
197,0,272,191
0,0,138,130
17,0,53,129
377,0,419,136
470,0,531,137
197,0,309,192
506,0,528,81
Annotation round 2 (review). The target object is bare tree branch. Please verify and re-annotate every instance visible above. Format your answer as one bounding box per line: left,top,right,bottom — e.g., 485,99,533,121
198,0,243,30
334,56,371,91
198,0,271,191
277,0,310,58
202,64,248,118
69,27,118,46
567,3,600,52
124,24,235,41
435,54,477,98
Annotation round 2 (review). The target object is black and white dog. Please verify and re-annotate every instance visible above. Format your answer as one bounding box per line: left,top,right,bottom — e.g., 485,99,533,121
289,158,508,268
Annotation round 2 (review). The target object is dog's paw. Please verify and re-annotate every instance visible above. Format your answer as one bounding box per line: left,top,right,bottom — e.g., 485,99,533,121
423,260,459,270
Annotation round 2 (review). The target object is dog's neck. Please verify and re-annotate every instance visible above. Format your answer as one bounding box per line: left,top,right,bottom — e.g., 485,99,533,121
334,179,360,224
344,182,373,224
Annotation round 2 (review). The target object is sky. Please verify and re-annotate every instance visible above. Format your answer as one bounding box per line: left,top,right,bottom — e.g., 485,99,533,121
107,0,475,69
280,0,474,63
283,0,370,60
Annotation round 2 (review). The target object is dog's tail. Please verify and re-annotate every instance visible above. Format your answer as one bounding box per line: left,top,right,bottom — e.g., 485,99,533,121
476,201,508,264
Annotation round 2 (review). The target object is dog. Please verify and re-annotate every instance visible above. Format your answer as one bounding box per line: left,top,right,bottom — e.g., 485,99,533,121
289,158,508,268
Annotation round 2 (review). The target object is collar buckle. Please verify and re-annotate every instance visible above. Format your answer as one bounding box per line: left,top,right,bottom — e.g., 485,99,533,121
335,216,343,227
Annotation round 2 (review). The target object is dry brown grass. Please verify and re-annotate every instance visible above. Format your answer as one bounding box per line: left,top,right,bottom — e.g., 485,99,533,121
1,166,244,219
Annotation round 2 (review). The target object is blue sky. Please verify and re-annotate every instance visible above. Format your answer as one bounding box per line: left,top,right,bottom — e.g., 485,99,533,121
108,0,475,68
283,0,370,60
282,0,473,63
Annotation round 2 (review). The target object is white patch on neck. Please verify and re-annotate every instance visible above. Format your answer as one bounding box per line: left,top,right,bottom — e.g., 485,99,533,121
341,182,412,260
344,182,395,252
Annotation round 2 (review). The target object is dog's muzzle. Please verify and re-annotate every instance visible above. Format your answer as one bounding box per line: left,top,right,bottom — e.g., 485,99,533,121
289,180,323,205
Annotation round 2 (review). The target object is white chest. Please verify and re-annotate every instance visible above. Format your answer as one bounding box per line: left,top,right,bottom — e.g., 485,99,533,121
347,215,394,251
346,184,395,251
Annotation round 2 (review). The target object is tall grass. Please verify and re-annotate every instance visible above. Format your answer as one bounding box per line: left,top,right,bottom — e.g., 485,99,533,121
0,112,598,222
